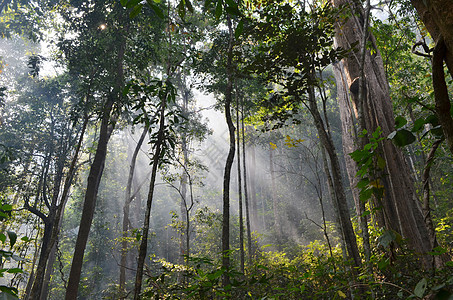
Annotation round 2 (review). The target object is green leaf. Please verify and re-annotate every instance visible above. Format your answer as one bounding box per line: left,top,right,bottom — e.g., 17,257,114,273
426,114,439,127
129,4,143,18
146,0,165,18
412,118,426,132
428,246,447,256
395,116,407,129
1,205,12,212
185,0,194,13
6,268,22,274
177,1,186,18
0,290,19,299
215,0,223,19
377,155,386,169
125,0,141,9
6,232,16,248
388,129,416,147
414,278,427,298
235,20,243,39
377,230,398,248
0,234,5,244
120,0,128,7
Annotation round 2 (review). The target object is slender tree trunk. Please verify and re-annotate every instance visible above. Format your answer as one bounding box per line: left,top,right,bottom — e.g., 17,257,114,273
120,127,147,294
242,106,253,265
221,14,235,287
28,117,88,300
306,84,361,268
269,147,282,243
133,91,167,300
249,143,258,232
321,147,348,260
422,139,445,268
65,99,115,299
40,117,88,300
236,93,245,273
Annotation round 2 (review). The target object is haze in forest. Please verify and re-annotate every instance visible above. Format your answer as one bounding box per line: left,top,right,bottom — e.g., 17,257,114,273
0,0,453,299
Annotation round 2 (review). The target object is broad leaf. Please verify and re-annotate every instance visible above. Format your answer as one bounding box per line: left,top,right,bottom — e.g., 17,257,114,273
388,129,416,147
414,278,427,298
146,0,165,18
394,116,407,129
235,20,243,39
6,232,16,248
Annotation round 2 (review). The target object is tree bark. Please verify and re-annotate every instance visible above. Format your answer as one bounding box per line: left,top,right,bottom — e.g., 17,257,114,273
221,14,236,287
410,0,453,75
242,105,253,265
269,147,282,243
332,0,433,268
306,86,361,268
422,139,445,268
119,127,147,294
133,89,167,300
236,94,245,273
65,99,115,299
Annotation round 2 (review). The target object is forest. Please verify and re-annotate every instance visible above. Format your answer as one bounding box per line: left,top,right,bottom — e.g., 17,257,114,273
0,0,453,299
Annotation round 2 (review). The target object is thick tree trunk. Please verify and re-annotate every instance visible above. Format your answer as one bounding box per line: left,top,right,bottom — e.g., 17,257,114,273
410,0,453,75
332,0,433,267
332,62,372,263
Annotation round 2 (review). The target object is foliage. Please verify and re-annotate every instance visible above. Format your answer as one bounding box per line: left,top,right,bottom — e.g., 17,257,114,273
0,201,26,299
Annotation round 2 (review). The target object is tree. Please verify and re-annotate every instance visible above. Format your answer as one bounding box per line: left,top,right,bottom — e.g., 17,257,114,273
244,1,362,267
331,0,434,268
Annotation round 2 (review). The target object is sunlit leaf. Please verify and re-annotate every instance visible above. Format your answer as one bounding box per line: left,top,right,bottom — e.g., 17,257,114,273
414,278,427,298
338,290,347,298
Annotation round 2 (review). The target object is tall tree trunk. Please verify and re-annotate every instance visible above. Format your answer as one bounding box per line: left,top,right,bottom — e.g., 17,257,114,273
133,89,167,300
242,105,253,265
409,0,453,75
269,147,282,243
221,14,235,287
120,127,147,294
332,0,433,267
249,143,258,232
39,117,88,300
410,0,453,155
236,94,245,273
65,99,115,299
321,147,348,260
422,139,445,268
306,83,361,268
